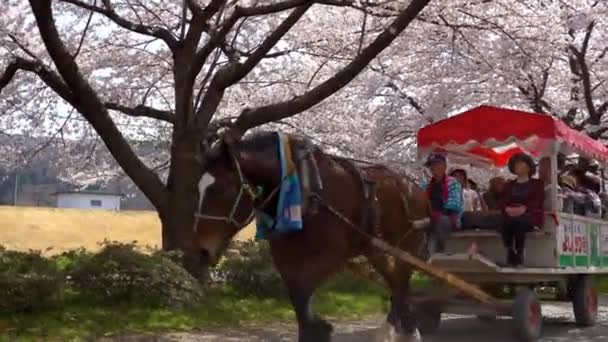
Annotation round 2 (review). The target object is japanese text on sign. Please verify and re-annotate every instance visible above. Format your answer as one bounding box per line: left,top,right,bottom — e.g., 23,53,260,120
562,220,588,254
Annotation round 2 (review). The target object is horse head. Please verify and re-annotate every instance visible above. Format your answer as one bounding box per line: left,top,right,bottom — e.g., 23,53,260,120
194,132,281,265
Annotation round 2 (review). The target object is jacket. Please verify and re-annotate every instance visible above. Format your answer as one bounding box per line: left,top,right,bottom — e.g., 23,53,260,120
500,178,545,227
421,176,464,220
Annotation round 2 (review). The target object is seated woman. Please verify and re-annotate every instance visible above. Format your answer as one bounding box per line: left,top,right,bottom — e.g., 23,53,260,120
499,153,544,267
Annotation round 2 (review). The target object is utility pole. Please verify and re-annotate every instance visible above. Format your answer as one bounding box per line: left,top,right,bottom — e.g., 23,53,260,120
13,171,19,206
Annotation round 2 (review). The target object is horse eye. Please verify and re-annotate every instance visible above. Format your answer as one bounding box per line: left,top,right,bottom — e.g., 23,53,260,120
206,184,218,194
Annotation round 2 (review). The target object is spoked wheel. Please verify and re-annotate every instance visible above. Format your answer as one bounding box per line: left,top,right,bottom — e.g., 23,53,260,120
417,301,442,335
572,275,598,327
512,289,542,341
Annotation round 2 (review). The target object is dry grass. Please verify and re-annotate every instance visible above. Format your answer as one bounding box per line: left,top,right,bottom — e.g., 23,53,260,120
0,206,255,255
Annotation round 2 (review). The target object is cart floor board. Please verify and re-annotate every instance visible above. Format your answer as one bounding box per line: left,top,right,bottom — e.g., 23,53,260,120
430,253,608,274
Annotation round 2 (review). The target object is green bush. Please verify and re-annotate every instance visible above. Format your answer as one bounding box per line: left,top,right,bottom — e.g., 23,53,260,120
68,241,204,308
214,240,285,298
52,248,93,273
0,247,64,312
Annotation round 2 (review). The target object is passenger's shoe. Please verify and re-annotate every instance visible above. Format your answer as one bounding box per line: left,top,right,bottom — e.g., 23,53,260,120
496,261,510,268
513,252,524,268
505,248,517,267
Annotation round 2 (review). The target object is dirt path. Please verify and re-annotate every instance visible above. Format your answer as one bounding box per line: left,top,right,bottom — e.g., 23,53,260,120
109,297,608,342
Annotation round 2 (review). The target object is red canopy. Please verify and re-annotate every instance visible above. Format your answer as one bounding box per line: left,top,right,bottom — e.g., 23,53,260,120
417,106,608,166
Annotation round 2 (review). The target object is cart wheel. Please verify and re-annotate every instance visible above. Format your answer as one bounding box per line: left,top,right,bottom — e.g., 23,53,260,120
572,275,598,327
512,289,542,341
477,314,497,323
555,284,570,301
417,303,441,335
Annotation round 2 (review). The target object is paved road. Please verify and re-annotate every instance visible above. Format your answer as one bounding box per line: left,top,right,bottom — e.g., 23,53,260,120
108,298,608,342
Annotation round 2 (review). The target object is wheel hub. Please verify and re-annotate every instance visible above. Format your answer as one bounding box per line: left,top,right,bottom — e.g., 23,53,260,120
529,302,541,331
587,288,598,317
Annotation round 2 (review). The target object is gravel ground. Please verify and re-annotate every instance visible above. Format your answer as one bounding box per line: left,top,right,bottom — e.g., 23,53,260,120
104,296,608,342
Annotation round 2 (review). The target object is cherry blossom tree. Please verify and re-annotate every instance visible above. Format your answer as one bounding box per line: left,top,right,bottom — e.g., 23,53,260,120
343,0,608,175
0,0,432,272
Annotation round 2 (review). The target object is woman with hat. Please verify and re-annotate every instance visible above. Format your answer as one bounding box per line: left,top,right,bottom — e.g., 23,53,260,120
499,153,544,267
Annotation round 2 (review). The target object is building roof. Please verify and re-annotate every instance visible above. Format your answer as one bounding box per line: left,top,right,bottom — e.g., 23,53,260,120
53,190,125,197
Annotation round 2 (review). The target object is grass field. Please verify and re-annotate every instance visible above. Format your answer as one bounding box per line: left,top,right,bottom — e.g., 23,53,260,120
0,206,256,254
0,280,387,341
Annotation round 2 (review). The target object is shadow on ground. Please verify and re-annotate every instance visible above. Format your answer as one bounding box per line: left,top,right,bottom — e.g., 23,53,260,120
104,299,608,341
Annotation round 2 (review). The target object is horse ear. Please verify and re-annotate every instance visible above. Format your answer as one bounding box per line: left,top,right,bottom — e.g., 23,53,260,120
206,138,226,160
205,128,246,166
222,129,243,148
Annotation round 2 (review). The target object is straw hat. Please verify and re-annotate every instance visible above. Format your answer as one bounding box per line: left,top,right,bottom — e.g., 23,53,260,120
559,174,577,190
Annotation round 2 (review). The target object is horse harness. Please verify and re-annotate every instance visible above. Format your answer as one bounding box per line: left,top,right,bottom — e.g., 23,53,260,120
193,153,260,230
193,136,420,248
193,139,324,230
332,157,383,243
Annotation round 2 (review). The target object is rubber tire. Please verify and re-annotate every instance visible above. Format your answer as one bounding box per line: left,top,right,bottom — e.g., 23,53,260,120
417,302,441,335
572,275,598,327
512,289,542,341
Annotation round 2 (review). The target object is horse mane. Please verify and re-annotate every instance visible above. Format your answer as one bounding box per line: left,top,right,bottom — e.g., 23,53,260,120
235,131,284,156
236,131,422,192
237,130,324,155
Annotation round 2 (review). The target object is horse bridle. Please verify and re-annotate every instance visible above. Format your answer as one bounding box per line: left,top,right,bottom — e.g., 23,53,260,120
193,151,284,229
193,152,261,228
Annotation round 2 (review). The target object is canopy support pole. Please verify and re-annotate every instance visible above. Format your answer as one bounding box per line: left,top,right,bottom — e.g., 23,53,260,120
550,142,559,212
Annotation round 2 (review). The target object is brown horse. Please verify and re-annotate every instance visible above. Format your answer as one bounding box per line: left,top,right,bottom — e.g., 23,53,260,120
194,131,429,342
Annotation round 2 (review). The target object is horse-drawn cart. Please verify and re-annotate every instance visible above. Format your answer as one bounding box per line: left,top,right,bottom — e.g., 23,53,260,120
377,106,608,341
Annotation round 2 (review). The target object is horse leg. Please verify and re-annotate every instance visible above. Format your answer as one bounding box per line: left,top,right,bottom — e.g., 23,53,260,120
285,282,333,342
370,257,420,342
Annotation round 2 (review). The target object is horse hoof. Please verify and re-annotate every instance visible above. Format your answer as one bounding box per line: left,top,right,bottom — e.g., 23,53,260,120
299,319,333,342
373,322,421,342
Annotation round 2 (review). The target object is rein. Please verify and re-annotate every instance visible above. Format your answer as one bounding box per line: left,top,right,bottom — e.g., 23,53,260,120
194,154,261,229
193,152,285,230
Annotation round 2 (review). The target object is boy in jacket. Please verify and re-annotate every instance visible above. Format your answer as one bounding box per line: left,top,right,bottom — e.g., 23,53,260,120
421,152,464,254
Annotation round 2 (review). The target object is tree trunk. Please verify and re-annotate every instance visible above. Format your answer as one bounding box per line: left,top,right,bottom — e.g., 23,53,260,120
161,132,206,278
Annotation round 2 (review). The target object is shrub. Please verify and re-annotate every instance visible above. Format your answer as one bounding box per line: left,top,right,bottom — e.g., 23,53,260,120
214,240,285,298
0,246,64,312
52,248,93,273
69,241,204,308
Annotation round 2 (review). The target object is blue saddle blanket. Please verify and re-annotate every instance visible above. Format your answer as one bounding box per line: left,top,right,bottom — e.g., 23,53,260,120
255,132,303,239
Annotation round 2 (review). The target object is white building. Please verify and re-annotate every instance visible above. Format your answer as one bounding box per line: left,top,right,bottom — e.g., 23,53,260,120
54,190,123,210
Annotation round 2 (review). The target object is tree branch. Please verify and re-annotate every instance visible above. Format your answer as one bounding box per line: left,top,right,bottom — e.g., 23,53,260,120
189,0,326,85
392,86,426,117
0,58,74,101
28,0,169,212
238,0,315,16
581,21,595,56
1,58,175,124
235,0,383,17
59,0,178,49
191,4,312,133
219,4,312,87
231,0,432,135
187,9,239,96
185,0,201,12
8,34,41,61
569,21,598,123
0,61,20,92
105,103,175,123
200,0,226,20
598,102,608,117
